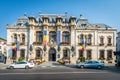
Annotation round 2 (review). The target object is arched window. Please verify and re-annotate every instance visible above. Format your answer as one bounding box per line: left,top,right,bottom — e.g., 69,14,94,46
49,31,56,42
80,34,84,43
63,48,70,59
14,34,17,40
100,36,104,44
88,34,92,43
22,34,25,43
62,32,70,42
36,48,42,59
36,31,43,42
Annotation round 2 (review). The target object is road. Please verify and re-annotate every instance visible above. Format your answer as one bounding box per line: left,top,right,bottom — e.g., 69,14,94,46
0,66,120,80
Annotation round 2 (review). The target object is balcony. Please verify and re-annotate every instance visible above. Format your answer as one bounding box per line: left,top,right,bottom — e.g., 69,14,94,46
33,42,43,45
20,42,25,45
99,43,104,46
78,43,83,46
107,43,112,46
61,42,70,45
87,43,92,46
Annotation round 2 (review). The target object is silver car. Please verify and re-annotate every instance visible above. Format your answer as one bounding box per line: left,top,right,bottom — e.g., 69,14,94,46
76,60,104,69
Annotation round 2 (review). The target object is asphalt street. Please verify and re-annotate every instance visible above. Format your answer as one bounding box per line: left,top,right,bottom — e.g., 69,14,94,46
0,66,120,80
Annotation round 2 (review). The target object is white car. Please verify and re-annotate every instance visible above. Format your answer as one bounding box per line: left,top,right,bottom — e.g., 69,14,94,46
7,61,35,69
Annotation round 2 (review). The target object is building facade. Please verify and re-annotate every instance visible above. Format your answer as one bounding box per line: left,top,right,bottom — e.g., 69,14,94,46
6,13,116,63
0,38,7,62
115,32,120,66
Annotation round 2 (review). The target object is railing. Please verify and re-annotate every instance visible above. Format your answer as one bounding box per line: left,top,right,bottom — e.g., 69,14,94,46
33,42,43,45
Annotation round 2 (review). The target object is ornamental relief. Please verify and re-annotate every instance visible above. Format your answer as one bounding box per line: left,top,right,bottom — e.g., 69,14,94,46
10,29,27,32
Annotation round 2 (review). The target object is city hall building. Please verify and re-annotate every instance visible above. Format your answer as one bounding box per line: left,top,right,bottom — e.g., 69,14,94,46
6,13,116,63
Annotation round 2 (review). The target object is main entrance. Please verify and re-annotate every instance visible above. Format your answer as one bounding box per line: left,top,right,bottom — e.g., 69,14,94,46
49,48,56,61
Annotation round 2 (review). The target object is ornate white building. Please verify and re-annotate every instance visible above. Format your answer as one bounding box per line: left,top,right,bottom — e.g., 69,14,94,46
6,13,116,63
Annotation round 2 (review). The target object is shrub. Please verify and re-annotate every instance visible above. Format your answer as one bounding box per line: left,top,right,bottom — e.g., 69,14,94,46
18,57,24,62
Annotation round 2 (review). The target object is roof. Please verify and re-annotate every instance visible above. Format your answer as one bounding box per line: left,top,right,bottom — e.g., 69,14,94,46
0,37,7,41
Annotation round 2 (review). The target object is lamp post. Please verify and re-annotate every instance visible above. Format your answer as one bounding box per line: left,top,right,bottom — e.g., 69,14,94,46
26,27,30,61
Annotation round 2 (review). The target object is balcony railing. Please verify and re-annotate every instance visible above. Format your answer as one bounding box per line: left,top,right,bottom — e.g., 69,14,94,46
33,42,43,45
99,43,104,46
107,43,112,46
61,42,70,45
20,42,25,45
78,43,83,46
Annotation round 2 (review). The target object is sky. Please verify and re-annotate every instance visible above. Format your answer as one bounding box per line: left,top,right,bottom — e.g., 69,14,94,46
0,0,120,39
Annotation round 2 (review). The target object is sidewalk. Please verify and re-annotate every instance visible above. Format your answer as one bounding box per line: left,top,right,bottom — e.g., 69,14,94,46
104,63,120,71
0,62,9,69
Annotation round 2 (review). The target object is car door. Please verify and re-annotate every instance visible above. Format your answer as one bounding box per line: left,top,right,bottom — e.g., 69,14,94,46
92,61,99,68
84,61,93,68
14,62,21,68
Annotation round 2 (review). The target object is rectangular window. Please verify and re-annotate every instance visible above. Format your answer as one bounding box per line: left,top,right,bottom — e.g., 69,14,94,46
108,38,111,44
107,50,112,60
20,49,25,58
86,50,92,59
99,50,105,59
100,38,104,43
79,50,83,57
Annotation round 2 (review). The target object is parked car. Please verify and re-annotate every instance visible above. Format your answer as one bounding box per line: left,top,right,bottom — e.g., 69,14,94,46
7,61,35,69
76,60,104,69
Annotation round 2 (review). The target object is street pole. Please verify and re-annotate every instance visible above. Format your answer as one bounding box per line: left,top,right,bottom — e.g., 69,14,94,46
26,27,30,61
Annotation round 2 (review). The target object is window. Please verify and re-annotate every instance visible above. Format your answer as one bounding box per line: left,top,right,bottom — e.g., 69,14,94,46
0,46,1,49
63,50,68,57
108,38,111,44
14,34,17,40
100,37,104,43
22,34,25,43
62,32,70,42
88,34,92,43
80,34,84,43
36,31,43,42
81,24,86,27
79,50,83,57
63,48,70,59
20,49,25,58
99,50,105,59
107,50,112,60
36,48,42,59
86,50,92,59
49,32,56,42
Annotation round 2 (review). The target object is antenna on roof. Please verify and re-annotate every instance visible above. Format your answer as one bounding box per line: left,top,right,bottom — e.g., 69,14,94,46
80,14,82,18
24,12,27,16
65,12,67,15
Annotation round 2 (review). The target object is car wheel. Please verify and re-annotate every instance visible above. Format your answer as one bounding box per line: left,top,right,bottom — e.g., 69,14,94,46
25,66,29,69
97,65,102,69
80,65,84,69
9,66,14,69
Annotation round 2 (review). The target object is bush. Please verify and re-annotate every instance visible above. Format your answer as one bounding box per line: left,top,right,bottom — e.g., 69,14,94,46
80,57,85,62
18,57,24,62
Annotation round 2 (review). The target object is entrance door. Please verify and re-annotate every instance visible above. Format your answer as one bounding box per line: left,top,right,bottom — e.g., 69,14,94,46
49,48,56,61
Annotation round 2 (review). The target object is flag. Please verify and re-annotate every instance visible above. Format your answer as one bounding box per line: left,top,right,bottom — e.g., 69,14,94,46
43,30,47,46
57,31,61,46
13,39,20,52
81,39,84,52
